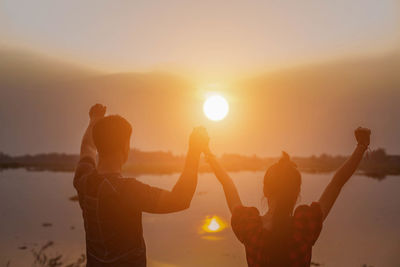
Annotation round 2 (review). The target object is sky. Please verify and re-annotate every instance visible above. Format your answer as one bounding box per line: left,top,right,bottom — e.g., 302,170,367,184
1,0,399,79
0,1,399,156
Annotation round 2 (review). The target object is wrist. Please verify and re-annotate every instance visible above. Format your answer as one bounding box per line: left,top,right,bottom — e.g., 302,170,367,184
357,143,369,151
89,117,103,124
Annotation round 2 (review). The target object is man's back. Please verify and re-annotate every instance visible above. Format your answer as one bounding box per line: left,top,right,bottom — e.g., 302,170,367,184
75,104,207,266
74,157,163,266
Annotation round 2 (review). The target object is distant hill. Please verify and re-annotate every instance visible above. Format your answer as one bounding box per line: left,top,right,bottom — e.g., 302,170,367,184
230,52,400,156
0,47,399,156
0,48,194,155
0,47,100,87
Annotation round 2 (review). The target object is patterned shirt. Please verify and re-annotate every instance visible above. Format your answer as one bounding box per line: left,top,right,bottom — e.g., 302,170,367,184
231,202,323,267
73,157,167,267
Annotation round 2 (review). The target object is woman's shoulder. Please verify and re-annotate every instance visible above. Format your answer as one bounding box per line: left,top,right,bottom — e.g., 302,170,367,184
293,202,323,220
231,205,263,244
231,205,262,228
292,202,323,245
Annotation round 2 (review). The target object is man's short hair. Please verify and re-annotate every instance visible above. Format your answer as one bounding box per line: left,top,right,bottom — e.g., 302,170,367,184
92,115,132,155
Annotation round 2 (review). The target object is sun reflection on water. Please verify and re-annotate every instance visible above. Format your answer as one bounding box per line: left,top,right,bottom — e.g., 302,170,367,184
201,215,227,233
208,218,220,231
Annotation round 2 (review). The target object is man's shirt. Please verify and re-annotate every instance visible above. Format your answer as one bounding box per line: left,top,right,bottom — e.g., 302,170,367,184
73,157,167,266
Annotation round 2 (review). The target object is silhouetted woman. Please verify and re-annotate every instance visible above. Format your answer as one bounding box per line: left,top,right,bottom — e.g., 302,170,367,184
205,127,371,267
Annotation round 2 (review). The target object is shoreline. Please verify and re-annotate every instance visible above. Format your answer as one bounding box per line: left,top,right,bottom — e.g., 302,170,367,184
1,149,399,179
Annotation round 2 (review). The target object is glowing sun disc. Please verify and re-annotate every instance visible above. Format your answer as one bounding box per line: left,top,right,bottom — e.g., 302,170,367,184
203,95,229,121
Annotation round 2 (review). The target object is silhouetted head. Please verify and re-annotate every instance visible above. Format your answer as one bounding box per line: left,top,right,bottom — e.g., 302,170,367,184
263,152,301,265
92,115,132,164
263,152,301,213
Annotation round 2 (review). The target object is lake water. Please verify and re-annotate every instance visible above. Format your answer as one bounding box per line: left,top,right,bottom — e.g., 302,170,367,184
0,169,399,267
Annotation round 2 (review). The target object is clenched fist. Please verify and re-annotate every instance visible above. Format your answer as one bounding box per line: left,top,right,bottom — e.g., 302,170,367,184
89,104,106,121
355,127,371,147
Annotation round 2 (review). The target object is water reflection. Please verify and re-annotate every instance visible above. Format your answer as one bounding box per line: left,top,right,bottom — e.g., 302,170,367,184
1,170,399,266
202,215,226,233
208,218,220,231
199,215,227,240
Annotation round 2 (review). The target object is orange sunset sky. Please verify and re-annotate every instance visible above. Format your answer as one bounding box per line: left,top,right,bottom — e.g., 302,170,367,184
0,0,399,156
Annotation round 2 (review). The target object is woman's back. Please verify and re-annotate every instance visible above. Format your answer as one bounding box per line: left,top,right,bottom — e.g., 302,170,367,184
231,202,323,267
205,127,370,267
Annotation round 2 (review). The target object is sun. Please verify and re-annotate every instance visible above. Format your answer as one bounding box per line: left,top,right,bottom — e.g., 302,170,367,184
203,94,229,121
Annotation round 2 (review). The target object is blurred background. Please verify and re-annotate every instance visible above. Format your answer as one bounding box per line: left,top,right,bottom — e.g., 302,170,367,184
0,1,399,266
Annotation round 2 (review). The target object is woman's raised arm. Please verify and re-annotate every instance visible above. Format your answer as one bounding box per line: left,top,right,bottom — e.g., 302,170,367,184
205,148,243,213
318,127,371,221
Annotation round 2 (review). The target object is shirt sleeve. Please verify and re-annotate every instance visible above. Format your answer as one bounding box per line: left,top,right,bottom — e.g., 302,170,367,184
73,156,95,191
293,202,323,246
231,206,263,245
118,178,168,213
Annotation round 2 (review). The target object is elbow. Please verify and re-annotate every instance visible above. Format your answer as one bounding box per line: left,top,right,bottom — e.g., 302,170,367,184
163,193,193,212
178,199,192,211
172,197,192,212
73,177,80,191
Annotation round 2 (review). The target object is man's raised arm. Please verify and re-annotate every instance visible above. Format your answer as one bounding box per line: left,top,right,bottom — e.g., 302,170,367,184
142,127,209,213
74,104,106,189
79,104,106,161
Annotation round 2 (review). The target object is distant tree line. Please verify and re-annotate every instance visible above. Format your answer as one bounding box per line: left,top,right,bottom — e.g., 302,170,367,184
0,148,399,179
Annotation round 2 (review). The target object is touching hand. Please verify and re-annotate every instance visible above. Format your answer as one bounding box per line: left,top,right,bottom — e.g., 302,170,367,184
89,104,106,122
189,126,210,154
355,127,371,148
202,139,218,169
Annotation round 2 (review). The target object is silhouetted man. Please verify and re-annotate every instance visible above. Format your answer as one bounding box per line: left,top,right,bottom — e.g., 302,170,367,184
74,104,208,266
